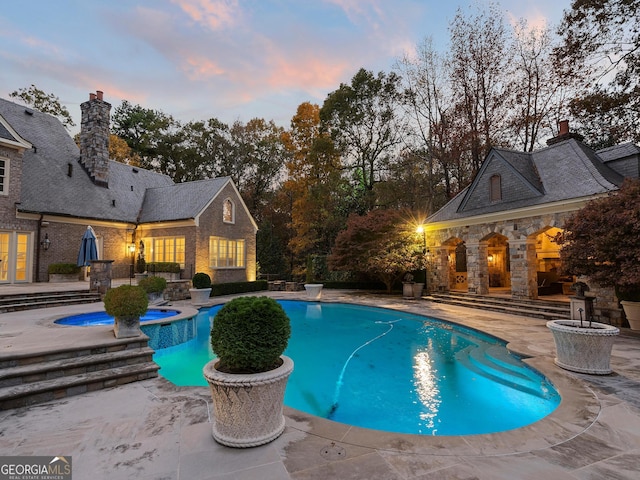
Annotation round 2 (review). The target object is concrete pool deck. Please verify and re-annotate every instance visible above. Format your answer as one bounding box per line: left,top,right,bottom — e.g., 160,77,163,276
1,285,639,479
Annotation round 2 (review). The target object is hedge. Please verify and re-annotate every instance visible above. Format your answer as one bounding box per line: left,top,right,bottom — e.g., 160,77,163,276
48,263,81,274
146,262,181,273
211,280,268,296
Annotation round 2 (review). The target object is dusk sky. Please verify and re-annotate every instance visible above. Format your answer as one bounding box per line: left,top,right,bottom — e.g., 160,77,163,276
2,1,570,133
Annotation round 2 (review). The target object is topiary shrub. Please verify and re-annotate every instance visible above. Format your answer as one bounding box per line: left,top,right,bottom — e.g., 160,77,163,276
192,272,212,289
138,276,167,294
104,285,148,319
211,296,291,373
135,255,146,274
48,263,81,275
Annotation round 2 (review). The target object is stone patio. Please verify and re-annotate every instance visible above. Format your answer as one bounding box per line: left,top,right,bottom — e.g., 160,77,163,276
0,285,639,479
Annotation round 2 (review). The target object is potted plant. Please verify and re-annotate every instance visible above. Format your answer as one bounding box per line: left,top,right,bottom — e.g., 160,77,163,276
134,255,147,279
547,283,619,374
137,275,167,304
202,296,293,447
103,285,148,338
48,263,81,282
189,272,212,305
402,273,415,299
561,178,640,330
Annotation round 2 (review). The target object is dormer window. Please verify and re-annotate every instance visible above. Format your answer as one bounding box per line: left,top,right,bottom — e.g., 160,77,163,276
223,198,235,223
490,174,502,202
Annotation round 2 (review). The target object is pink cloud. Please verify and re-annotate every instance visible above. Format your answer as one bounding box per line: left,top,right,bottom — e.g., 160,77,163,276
170,0,240,30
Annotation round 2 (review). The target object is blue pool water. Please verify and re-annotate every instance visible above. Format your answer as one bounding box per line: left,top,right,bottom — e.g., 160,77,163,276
154,301,560,436
55,309,180,326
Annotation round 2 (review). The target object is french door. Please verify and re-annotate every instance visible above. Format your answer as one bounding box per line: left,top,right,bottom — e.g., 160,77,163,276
0,231,32,283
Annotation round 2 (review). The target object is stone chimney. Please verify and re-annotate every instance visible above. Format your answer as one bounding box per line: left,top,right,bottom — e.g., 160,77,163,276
79,90,111,187
546,119,584,146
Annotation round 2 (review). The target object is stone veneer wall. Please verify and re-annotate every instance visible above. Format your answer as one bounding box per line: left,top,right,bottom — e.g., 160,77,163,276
428,211,623,324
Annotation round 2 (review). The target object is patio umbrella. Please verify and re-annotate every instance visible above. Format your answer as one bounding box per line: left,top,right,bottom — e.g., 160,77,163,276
77,226,98,267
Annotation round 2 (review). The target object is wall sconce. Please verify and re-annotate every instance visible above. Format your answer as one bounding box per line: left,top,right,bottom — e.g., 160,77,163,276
41,233,51,251
487,254,494,263
128,243,136,254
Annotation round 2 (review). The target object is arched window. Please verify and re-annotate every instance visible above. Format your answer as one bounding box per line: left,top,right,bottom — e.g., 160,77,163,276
489,174,502,202
223,198,235,223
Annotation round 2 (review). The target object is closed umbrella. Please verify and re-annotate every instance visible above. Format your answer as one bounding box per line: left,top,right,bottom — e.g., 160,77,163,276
77,226,98,267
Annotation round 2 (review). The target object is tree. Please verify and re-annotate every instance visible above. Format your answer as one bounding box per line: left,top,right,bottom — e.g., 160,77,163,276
109,134,141,166
508,20,571,151
10,84,75,129
448,4,513,170
320,68,404,210
556,0,640,145
281,102,345,275
329,209,426,292
561,179,640,300
111,100,176,170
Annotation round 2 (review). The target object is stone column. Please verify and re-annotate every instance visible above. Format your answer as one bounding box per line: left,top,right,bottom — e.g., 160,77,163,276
431,246,450,293
466,241,489,295
509,239,537,299
90,260,113,296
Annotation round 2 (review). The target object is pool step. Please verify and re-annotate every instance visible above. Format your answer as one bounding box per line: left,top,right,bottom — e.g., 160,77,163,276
0,290,101,313
428,293,571,320
455,344,550,398
0,339,159,410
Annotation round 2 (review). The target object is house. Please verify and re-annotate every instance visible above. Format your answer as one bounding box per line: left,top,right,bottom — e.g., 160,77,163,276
424,120,640,323
0,91,257,285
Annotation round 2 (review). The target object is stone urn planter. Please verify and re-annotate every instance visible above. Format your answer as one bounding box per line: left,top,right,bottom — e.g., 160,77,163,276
546,319,619,374
104,285,148,339
620,301,640,331
304,283,323,300
402,282,414,299
412,283,425,299
190,272,212,306
203,356,293,447
203,296,292,448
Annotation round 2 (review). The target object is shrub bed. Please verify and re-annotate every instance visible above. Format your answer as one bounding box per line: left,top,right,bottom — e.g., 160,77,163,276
211,280,268,296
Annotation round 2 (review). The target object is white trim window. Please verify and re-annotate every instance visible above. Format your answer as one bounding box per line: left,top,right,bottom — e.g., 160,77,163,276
0,158,8,196
210,236,245,268
151,236,185,268
223,198,235,223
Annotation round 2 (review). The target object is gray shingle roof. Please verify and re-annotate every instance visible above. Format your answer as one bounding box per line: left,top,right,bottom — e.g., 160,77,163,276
139,177,231,223
597,142,640,162
428,139,625,224
0,97,230,224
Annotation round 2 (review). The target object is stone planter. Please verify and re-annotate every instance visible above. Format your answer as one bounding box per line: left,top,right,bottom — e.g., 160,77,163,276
546,320,619,374
620,301,640,331
304,283,323,300
202,356,294,448
49,273,80,282
403,282,414,298
114,315,142,338
189,288,212,306
413,283,425,299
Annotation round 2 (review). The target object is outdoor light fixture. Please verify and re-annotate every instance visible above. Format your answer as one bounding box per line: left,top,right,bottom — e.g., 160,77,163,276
41,233,51,251
128,243,136,254
488,254,494,262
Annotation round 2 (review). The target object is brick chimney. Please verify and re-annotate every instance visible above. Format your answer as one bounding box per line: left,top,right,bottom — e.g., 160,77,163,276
546,119,584,146
79,90,111,187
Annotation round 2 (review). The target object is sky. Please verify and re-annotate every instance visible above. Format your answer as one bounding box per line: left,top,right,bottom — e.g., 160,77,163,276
1,0,570,134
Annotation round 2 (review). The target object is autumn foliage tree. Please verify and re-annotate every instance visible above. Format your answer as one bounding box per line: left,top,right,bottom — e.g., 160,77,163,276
329,209,426,292
561,179,640,300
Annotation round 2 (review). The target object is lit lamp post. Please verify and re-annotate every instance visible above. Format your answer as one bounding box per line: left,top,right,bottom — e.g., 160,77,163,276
416,225,427,294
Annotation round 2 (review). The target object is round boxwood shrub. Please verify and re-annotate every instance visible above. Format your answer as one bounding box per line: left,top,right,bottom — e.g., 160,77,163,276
138,276,167,294
192,272,212,289
104,285,148,319
211,296,291,373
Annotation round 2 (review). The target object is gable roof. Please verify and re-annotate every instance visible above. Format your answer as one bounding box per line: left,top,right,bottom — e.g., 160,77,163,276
428,138,624,224
0,97,251,226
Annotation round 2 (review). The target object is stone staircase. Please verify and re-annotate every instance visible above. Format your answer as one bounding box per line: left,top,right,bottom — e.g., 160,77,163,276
427,292,571,320
0,338,159,410
0,289,101,313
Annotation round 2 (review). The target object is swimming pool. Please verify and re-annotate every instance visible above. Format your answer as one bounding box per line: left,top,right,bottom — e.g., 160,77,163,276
54,309,180,326
154,300,560,436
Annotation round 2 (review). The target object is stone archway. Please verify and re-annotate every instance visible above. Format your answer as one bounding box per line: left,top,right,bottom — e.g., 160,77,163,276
438,237,467,291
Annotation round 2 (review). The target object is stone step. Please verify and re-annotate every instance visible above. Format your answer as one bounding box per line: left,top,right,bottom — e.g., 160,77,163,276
428,293,571,320
0,362,159,410
0,291,101,313
0,347,156,387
